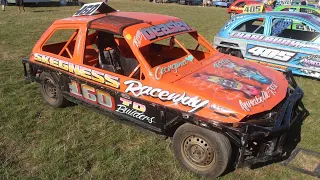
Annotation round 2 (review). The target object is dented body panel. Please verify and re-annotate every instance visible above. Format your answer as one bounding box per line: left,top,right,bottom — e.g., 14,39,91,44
23,3,306,168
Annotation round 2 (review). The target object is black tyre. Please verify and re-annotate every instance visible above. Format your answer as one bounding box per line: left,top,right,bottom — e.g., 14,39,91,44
172,123,231,178
39,72,69,108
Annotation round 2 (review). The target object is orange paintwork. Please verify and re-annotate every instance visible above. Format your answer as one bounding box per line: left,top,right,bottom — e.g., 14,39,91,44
30,11,289,123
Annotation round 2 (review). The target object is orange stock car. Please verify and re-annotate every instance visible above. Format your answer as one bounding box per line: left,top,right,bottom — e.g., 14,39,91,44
22,2,306,178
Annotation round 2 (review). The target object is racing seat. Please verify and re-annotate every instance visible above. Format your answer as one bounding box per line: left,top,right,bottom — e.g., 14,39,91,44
97,31,139,77
97,32,123,74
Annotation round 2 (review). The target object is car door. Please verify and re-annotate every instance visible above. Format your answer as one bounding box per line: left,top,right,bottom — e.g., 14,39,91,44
70,29,165,133
245,16,320,78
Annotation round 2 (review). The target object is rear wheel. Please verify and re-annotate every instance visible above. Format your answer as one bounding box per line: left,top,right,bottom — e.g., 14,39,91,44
172,123,231,178
39,72,69,108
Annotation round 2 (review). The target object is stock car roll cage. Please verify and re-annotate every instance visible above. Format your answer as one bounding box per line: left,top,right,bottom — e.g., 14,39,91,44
22,57,307,167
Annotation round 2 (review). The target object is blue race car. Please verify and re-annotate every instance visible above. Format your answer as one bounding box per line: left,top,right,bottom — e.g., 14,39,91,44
214,0,234,7
214,11,320,79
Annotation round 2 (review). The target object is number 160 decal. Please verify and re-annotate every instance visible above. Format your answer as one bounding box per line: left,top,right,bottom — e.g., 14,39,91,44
248,46,296,62
69,81,115,110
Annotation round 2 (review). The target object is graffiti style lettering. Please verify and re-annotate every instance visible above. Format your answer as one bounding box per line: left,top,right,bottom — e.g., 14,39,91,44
239,82,278,111
34,53,120,89
115,98,155,124
154,55,194,80
69,81,114,110
124,80,209,113
140,21,192,41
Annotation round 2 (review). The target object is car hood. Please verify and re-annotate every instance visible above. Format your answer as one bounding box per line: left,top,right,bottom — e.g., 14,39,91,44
173,54,288,119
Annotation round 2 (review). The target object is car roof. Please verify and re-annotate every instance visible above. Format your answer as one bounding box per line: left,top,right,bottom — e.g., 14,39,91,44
55,11,180,35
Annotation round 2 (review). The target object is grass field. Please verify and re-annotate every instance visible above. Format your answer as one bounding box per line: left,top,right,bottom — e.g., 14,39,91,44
0,0,319,179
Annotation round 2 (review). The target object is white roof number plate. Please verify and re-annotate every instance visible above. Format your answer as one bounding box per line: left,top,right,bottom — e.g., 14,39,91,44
74,2,103,16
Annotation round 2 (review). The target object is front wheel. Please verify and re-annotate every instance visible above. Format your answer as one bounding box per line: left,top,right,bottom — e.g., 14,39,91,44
172,123,231,178
39,72,69,108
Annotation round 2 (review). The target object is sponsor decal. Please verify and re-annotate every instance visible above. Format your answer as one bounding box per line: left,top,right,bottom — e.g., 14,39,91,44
34,53,120,89
247,46,296,62
248,60,288,71
154,55,194,80
295,24,316,32
230,32,320,51
301,55,320,67
224,16,245,30
300,69,320,78
140,21,192,41
116,97,155,124
69,81,115,110
124,80,209,113
278,0,291,5
210,104,237,118
210,104,233,114
230,6,243,11
214,59,271,84
213,59,230,68
133,30,145,47
239,82,278,111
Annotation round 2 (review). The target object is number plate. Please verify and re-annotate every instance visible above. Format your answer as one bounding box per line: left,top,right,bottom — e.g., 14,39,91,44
243,4,265,14
74,2,103,16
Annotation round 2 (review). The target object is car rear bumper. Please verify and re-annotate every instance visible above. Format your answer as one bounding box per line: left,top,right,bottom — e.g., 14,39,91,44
22,58,35,81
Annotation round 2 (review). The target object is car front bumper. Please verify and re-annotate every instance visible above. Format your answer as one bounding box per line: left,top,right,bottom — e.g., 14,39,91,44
230,71,308,168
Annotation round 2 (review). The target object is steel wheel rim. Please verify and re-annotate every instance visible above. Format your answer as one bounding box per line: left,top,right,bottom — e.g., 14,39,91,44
181,135,215,170
42,77,57,103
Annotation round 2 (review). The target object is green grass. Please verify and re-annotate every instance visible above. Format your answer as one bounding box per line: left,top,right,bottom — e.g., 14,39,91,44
0,0,319,179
